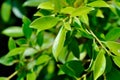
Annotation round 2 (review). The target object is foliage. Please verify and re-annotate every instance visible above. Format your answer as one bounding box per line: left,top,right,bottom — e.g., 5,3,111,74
0,0,120,80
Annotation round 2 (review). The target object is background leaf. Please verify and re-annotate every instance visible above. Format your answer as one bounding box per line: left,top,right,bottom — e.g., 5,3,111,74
88,1,109,7
8,37,16,51
1,1,11,22
2,27,24,37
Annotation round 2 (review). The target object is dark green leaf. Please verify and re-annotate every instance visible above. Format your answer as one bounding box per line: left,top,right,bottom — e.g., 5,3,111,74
104,41,120,56
112,56,120,68
37,31,44,47
106,67,120,80
30,16,59,31
61,60,84,77
15,38,27,46
106,27,120,41
1,2,11,22
93,49,106,80
2,27,24,37
22,16,32,39
87,1,109,7
8,37,16,50
52,27,67,61
68,38,80,58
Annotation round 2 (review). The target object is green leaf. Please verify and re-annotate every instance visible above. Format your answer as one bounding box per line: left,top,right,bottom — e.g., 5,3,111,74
71,7,94,17
6,47,26,57
87,1,109,7
22,16,32,39
68,38,80,58
37,31,44,47
60,7,75,14
51,0,61,12
36,55,51,65
106,27,120,41
0,56,17,66
52,27,67,61
1,1,11,22
30,16,59,31
23,0,48,7
61,60,84,77
112,56,120,68
96,9,104,18
106,67,120,80
38,1,54,10
104,41,120,56
27,71,36,80
93,49,106,80
23,48,37,57
8,37,16,50
64,22,71,31
80,14,89,26
0,77,8,80
2,26,24,37
15,38,27,46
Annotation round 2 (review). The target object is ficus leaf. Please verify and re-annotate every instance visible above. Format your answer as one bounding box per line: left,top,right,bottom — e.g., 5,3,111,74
104,41,120,56
87,1,109,7
30,16,59,31
93,49,106,80
22,16,32,39
61,60,84,77
52,27,67,61
2,26,24,37
38,1,54,10
8,37,16,51
112,56,120,68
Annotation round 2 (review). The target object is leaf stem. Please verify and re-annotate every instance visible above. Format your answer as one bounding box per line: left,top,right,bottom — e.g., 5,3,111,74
7,71,18,80
89,30,111,56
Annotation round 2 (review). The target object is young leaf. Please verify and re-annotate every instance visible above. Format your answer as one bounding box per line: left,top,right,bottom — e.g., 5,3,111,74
71,7,94,17
23,48,37,57
93,49,106,80
30,16,59,31
6,47,26,57
2,26,24,37
64,22,71,31
112,56,120,68
51,0,61,12
36,55,50,65
96,9,104,18
38,1,54,10
104,41,120,56
61,60,84,77
0,77,8,80
60,7,75,14
22,16,32,39
87,1,109,7
8,37,16,50
27,71,36,80
52,27,67,61
1,1,11,22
